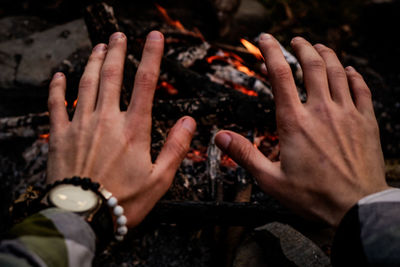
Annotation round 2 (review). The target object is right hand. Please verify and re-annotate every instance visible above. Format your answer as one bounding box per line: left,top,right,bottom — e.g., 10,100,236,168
215,34,389,227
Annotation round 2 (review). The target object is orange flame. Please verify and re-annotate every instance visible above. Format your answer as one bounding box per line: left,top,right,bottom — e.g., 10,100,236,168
155,4,185,30
73,99,78,108
240,39,264,60
64,100,68,107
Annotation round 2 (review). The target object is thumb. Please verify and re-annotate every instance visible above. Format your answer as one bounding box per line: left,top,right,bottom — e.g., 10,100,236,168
154,116,196,183
215,130,281,191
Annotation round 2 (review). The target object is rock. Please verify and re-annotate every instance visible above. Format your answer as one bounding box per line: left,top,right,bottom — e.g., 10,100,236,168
0,19,91,89
0,16,52,42
234,222,331,267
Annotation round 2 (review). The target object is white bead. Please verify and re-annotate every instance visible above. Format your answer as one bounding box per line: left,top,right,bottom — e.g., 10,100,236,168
113,205,124,216
117,226,128,235
107,197,118,207
117,215,127,225
115,235,124,241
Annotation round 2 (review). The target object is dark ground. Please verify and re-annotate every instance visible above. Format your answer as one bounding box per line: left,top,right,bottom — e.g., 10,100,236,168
0,0,399,266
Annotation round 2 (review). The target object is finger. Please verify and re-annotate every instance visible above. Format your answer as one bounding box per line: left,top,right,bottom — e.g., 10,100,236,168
214,130,282,192
345,66,374,116
258,34,301,110
127,31,164,144
291,37,331,102
96,32,127,111
74,43,107,117
153,116,196,181
48,72,69,131
314,44,353,106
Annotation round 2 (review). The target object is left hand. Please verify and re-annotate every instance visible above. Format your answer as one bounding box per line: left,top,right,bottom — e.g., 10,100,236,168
46,31,196,227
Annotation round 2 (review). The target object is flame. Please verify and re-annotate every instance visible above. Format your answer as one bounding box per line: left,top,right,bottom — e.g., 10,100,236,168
157,81,179,95
155,4,185,30
206,51,258,96
207,51,256,77
73,99,78,108
240,39,264,60
64,100,68,107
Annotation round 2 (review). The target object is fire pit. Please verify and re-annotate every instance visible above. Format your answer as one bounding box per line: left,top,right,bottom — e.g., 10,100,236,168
1,0,399,266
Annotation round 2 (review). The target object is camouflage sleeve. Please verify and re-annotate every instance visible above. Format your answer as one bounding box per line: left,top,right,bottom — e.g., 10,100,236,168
0,208,96,267
332,188,400,266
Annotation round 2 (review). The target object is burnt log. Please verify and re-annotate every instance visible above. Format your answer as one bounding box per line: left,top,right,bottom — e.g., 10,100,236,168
0,112,49,140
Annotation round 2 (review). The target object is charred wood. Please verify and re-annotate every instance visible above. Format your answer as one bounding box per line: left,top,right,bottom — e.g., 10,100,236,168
0,112,49,140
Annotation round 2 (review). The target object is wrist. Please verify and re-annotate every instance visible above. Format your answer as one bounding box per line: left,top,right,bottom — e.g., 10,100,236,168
38,177,128,247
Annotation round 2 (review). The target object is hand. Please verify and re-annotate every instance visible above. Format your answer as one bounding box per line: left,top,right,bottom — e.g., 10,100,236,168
46,31,196,227
215,34,389,227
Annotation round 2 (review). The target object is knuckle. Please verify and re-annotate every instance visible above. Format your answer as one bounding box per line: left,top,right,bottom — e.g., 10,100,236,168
236,143,254,163
79,76,96,89
319,46,334,55
101,64,121,80
48,96,60,109
135,70,158,88
278,112,302,134
357,86,372,99
304,58,326,71
327,66,347,79
270,64,293,80
169,138,189,159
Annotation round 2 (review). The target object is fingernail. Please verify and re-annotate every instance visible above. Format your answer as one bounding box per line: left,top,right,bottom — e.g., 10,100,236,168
313,43,325,49
182,118,195,134
346,66,355,72
291,36,303,44
216,132,232,150
53,72,64,79
110,32,125,41
259,33,272,41
93,43,107,52
147,31,163,40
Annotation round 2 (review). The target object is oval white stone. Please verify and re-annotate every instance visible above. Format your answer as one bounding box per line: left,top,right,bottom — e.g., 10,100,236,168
49,184,98,212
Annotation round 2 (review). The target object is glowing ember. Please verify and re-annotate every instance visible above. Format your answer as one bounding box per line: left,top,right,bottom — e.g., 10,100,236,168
220,155,237,168
155,4,185,31
157,81,179,95
233,84,258,97
186,149,207,163
240,39,264,60
39,133,50,140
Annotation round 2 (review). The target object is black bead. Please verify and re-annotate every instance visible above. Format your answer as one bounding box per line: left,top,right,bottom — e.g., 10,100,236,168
64,178,72,184
71,177,80,185
91,182,100,191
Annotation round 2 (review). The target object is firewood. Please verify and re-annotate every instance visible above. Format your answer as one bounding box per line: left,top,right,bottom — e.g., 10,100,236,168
0,112,49,140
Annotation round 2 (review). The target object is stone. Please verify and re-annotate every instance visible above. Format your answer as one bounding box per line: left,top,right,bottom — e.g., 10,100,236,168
0,16,51,42
0,18,91,89
234,222,331,267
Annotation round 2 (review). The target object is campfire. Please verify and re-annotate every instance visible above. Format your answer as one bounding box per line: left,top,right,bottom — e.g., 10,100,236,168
0,1,319,266
1,1,308,220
